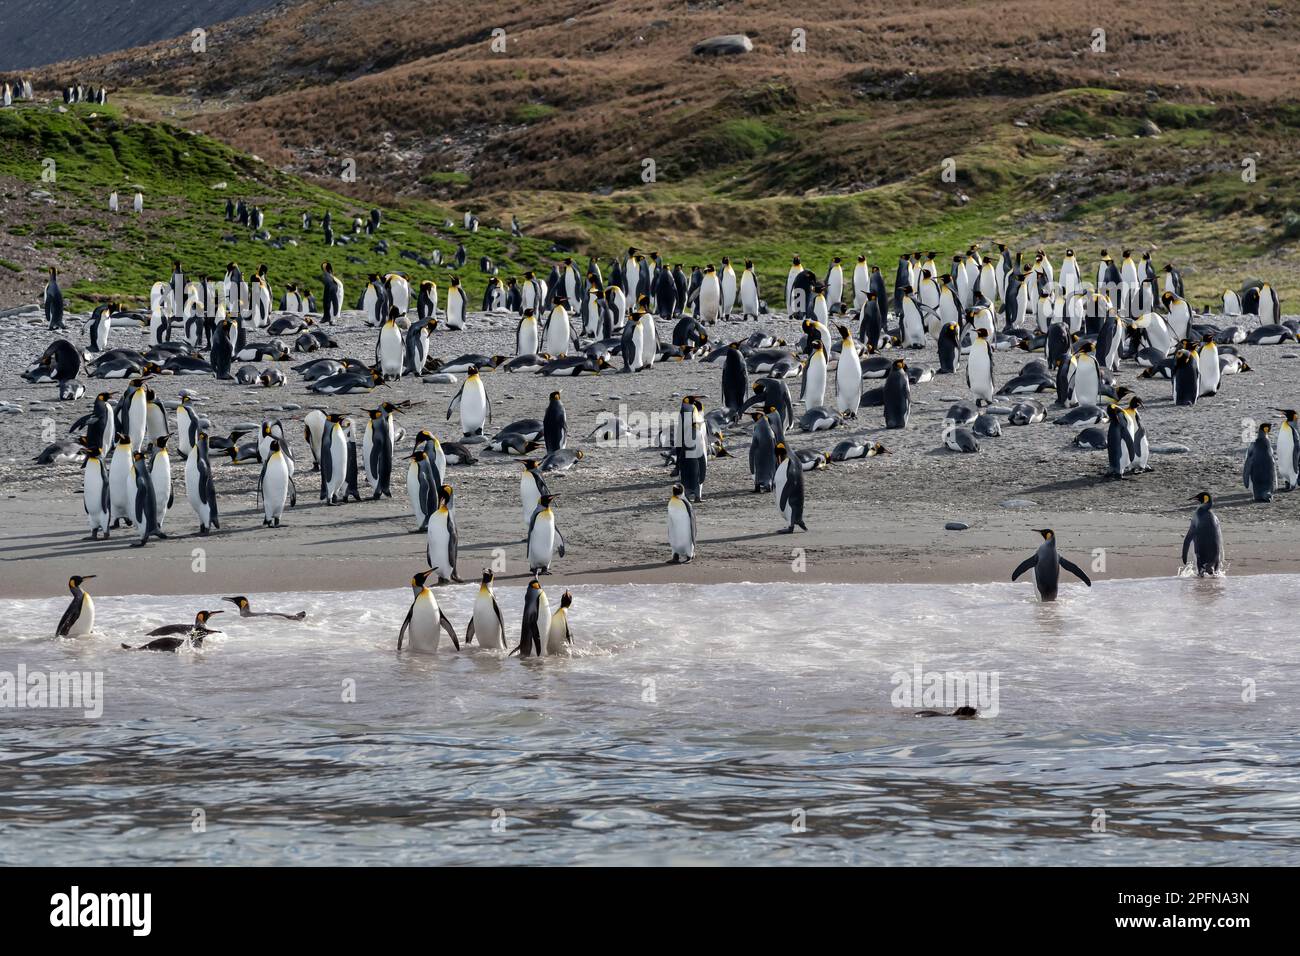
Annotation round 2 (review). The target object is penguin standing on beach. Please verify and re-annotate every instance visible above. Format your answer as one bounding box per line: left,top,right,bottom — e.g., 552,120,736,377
1276,410,1300,491
675,395,708,502
527,494,565,573
426,484,461,583
397,570,460,654
883,359,911,429
543,391,567,452
1183,492,1224,576
772,442,807,533
185,431,219,534
835,325,862,416
259,439,291,527
667,482,697,563
1011,529,1092,601
447,366,492,437
130,452,161,547
1243,423,1277,502
44,267,65,330
55,575,96,638
722,343,748,415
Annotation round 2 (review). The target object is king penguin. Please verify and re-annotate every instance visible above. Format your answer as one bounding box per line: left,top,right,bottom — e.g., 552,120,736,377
55,574,96,637
1011,529,1092,601
667,482,697,563
465,569,507,649
1183,492,1224,576
397,570,460,654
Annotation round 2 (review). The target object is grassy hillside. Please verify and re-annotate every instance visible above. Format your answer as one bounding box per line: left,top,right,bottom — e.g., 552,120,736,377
0,101,557,309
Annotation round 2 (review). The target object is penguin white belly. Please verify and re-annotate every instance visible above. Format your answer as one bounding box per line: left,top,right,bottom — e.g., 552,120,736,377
325,431,347,500
699,282,720,322
1073,363,1099,407
520,478,540,530
1198,347,1221,396
722,271,737,312
1279,428,1299,490
67,594,94,637
426,513,454,580
377,325,404,378
150,453,171,528
447,290,466,329
546,611,570,656
528,515,556,570
740,275,759,315
968,347,994,402
407,462,428,524
902,300,926,347
263,457,289,524
637,316,657,368
804,359,826,408
472,597,505,649
128,394,148,450
109,453,132,522
407,593,443,654
84,466,108,533
773,465,791,521
543,311,571,354
668,501,694,559
517,320,539,356
460,381,489,436
835,353,862,413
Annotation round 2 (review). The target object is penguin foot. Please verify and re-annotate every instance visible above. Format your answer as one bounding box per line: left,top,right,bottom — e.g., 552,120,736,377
156,532,169,539
778,527,794,535
668,555,680,564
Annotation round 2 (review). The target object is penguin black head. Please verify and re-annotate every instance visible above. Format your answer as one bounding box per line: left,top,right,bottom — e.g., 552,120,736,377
774,442,788,461
223,596,250,610
68,574,95,591
440,484,454,502
539,493,558,508
1034,529,1054,541
196,610,223,623
529,578,542,591
1259,423,1272,436
412,570,435,588
1191,492,1213,505
1278,409,1298,423
559,591,573,610
549,390,561,401
873,443,891,455
836,324,851,339
892,359,907,370
480,569,494,586
523,458,539,470
671,482,684,497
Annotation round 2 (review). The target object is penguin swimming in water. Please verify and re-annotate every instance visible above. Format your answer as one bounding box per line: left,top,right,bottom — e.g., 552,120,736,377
121,611,222,651
1183,492,1224,576
397,570,460,654
465,569,507,649
1243,423,1277,502
513,576,551,659
1011,529,1092,602
667,482,697,563
55,575,96,638
221,596,307,621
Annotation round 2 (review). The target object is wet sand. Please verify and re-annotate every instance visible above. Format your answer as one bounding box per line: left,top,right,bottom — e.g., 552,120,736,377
3,304,1299,599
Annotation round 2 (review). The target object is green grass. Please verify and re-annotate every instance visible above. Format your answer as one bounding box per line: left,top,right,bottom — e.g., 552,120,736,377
0,102,558,308
511,103,556,124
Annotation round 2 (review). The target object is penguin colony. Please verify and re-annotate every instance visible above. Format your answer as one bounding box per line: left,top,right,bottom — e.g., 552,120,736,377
22,213,1293,649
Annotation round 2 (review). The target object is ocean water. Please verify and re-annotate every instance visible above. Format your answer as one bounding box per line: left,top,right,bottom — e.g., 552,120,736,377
1,576,1298,866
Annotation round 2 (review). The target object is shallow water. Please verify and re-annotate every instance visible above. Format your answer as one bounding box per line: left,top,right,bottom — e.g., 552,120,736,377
2,576,1298,865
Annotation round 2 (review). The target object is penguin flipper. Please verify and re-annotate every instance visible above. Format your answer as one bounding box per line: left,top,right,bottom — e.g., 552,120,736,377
55,598,79,638
439,610,460,651
446,385,463,420
1182,523,1195,565
492,596,506,645
397,601,414,650
556,526,567,558
1058,556,1092,587
465,617,476,645
1242,447,1253,489
1011,555,1037,581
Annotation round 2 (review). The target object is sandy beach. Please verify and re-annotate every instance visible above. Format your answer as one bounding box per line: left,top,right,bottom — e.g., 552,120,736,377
2,304,1299,600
